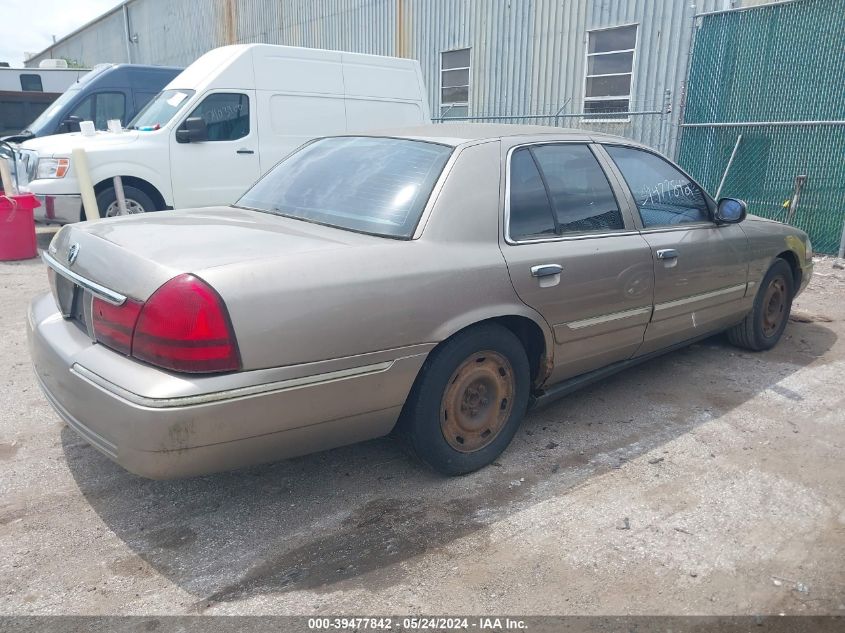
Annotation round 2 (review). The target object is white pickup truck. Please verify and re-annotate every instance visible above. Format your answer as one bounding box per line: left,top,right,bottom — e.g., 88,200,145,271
18,44,431,223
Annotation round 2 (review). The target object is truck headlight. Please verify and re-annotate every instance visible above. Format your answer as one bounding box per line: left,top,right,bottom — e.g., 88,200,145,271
36,157,70,179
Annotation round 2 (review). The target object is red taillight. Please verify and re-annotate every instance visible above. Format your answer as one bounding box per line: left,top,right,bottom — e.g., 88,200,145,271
131,274,241,373
92,296,143,356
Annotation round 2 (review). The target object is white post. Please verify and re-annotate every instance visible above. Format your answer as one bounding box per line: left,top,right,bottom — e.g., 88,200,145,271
113,175,128,215
72,147,100,220
834,219,845,270
715,134,742,200
0,157,15,196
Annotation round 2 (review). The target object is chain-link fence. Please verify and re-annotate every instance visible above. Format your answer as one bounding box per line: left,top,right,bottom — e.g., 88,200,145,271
434,97,674,155
677,0,845,254
430,0,844,253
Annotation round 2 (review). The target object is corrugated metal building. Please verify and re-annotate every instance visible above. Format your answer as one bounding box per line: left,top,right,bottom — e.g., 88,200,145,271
25,0,746,155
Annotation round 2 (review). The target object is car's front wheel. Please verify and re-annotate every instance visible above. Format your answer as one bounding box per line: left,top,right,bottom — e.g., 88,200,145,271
727,258,795,351
85,185,157,220
400,323,530,475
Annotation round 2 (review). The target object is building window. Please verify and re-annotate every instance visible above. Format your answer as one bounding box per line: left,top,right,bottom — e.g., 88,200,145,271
440,48,470,118
20,74,43,92
584,25,637,120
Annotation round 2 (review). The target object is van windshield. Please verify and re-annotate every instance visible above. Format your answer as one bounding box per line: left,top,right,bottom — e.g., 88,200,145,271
236,136,453,239
24,65,111,136
128,89,195,129
26,87,81,135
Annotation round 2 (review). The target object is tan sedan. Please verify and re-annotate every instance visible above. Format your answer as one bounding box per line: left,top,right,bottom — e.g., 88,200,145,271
28,125,813,478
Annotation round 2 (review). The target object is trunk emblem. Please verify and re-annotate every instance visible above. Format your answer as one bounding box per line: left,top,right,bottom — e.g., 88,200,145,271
67,243,80,266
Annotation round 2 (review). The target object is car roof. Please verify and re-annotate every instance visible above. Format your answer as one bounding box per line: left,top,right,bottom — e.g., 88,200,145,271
362,123,643,148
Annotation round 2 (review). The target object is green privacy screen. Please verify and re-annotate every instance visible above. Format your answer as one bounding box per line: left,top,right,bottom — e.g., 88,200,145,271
677,0,845,253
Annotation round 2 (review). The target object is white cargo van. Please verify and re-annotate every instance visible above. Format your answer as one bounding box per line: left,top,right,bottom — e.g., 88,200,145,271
19,44,431,222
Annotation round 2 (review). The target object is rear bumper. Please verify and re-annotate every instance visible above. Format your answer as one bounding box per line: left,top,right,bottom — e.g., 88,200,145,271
34,194,81,224
27,292,427,479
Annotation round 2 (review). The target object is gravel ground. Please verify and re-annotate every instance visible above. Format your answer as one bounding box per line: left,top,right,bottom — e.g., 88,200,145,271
1,234,843,616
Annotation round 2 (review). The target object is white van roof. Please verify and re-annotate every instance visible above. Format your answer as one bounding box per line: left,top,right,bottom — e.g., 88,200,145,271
165,44,426,102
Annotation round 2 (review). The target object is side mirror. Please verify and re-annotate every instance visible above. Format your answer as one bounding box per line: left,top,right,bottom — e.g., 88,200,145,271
62,116,82,133
716,197,747,224
175,117,208,143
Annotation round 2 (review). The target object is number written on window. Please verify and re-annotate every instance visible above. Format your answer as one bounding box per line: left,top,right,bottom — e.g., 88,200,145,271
605,145,710,227
186,93,250,141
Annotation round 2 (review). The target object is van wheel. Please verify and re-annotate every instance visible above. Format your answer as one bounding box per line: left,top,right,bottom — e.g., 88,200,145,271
400,323,530,475
727,259,794,351
84,186,156,220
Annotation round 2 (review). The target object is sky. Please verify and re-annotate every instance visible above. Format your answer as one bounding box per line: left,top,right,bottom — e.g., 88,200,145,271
0,0,121,67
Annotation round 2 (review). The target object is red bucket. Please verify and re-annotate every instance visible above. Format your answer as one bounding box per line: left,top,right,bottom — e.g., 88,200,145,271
0,193,40,261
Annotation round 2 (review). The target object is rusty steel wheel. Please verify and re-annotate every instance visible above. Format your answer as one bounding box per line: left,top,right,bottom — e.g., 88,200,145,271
761,276,788,338
398,323,530,475
440,350,515,453
727,258,794,351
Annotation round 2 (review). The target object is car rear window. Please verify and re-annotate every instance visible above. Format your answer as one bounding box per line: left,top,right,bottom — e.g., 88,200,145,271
237,136,453,239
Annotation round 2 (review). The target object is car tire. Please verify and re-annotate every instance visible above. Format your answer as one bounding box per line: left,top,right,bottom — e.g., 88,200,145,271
399,323,531,475
85,185,157,220
727,258,794,351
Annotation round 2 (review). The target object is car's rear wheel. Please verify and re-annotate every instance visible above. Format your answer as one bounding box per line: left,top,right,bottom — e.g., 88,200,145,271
727,258,794,351
400,323,530,475
85,185,156,220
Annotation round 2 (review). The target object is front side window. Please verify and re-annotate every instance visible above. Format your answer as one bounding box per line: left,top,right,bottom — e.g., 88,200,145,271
20,74,43,92
440,48,470,118
184,92,249,141
68,94,94,122
68,92,126,130
605,145,710,228
237,136,452,239
584,25,637,120
509,144,624,241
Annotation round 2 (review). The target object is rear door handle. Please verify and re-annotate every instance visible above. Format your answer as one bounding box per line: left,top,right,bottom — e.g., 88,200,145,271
236,149,254,155
531,264,563,278
656,249,679,260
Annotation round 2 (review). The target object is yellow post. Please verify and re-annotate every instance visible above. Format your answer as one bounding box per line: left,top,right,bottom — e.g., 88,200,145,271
0,157,14,195
72,147,100,220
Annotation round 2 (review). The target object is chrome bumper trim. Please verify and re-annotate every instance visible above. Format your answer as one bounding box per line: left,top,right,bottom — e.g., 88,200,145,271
34,194,82,224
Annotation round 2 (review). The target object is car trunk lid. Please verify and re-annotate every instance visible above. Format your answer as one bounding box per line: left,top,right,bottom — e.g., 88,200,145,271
46,206,379,302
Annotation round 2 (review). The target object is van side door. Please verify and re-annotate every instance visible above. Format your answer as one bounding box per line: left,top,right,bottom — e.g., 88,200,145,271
498,141,655,384
600,144,749,355
169,90,260,208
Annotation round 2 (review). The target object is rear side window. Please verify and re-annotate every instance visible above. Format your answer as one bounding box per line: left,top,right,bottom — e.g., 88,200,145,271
605,145,710,227
20,74,43,91
509,148,556,240
531,144,624,233
509,144,624,240
237,136,453,239
185,93,249,141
